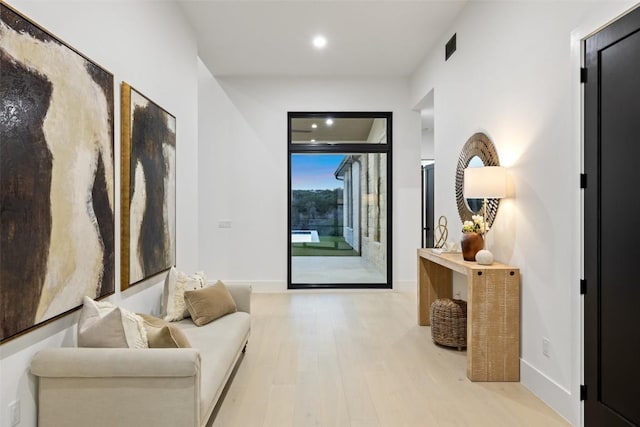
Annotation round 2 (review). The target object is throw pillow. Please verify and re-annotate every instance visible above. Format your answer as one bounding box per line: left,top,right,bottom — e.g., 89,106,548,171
138,313,191,348
77,297,148,348
161,267,207,322
184,280,237,326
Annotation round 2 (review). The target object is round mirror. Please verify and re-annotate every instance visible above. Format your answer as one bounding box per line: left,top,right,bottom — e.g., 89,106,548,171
455,133,501,229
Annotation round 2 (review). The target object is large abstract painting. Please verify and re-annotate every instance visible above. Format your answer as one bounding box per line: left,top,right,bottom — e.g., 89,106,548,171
121,83,176,290
0,4,115,342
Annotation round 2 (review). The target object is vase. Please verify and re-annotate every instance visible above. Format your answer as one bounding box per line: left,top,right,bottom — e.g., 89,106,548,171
461,232,484,261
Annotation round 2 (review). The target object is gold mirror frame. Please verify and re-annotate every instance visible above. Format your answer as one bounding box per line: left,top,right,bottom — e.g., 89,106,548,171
455,132,501,228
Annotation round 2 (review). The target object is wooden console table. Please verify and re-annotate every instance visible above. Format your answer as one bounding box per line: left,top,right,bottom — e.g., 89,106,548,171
417,249,520,382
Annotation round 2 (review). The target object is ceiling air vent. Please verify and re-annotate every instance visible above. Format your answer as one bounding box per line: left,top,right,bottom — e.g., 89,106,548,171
445,33,456,61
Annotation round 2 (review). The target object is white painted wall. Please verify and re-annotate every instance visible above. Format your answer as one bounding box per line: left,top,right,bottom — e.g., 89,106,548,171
197,70,421,292
421,127,434,160
409,1,637,425
0,2,199,426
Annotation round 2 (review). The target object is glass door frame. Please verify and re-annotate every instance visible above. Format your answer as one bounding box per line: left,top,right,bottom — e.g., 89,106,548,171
287,111,393,289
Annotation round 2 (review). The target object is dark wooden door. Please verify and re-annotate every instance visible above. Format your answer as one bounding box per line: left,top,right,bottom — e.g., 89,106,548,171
584,6,640,427
422,164,434,248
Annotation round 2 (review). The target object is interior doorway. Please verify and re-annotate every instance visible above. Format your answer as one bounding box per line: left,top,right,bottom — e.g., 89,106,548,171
418,89,435,248
421,162,434,248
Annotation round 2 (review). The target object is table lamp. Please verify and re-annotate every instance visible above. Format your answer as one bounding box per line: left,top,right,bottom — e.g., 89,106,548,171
463,166,507,264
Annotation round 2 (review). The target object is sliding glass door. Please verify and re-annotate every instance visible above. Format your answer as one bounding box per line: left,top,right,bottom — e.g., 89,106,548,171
288,112,392,289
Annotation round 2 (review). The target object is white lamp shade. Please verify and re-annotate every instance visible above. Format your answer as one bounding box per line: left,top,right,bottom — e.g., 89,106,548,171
464,166,507,199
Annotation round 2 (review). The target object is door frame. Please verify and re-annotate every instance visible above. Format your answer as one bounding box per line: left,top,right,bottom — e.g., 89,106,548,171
287,111,393,290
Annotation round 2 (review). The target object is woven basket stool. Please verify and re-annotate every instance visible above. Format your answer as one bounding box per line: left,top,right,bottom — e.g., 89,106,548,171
429,298,467,350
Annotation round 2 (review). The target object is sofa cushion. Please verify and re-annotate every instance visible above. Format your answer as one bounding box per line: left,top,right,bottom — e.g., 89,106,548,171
184,280,237,326
77,297,148,348
161,267,207,322
138,314,191,348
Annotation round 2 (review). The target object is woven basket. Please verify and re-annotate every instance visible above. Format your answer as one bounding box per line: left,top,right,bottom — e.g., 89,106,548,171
429,298,467,350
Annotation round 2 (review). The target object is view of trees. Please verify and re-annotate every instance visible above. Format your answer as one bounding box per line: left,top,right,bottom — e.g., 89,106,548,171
291,189,343,236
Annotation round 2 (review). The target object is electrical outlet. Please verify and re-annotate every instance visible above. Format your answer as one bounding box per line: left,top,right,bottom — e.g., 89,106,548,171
542,337,551,358
454,291,461,299
218,220,232,229
9,400,20,426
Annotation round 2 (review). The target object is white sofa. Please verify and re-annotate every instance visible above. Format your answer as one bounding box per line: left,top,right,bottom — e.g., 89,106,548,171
30,284,251,427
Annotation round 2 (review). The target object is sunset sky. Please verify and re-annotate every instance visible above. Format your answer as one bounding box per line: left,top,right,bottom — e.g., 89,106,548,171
291,154,345,190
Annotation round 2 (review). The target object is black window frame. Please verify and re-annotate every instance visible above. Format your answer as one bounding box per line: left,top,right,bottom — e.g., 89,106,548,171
287,111,393,290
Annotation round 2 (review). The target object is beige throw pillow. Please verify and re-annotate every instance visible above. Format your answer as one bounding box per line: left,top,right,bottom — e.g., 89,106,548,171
138,314,191,348
77,297,148,348
161,267,207,322
184,281,237,326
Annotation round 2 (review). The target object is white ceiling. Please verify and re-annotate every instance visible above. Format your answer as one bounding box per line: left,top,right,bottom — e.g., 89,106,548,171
179,1,466,77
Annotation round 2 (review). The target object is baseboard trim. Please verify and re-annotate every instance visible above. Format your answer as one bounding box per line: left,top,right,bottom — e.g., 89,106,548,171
393,280,416,292
223,280,417,293
224,280,287,293
520,359,577,426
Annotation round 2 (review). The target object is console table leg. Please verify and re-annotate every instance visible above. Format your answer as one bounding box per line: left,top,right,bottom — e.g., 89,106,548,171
418,255,452,326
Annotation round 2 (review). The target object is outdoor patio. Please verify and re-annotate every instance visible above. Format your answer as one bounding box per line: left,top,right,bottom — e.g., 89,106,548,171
291,255,386,284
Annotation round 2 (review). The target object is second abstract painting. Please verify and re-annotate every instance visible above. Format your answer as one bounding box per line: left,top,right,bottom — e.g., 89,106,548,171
121,83,176,290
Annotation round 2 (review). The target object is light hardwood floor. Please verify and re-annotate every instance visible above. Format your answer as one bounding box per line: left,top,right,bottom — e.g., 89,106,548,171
210,292,570,427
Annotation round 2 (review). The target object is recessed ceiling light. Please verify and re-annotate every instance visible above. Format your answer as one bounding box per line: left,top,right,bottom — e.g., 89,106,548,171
326,118,334,126
313,35,327,49
311,123,317,129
